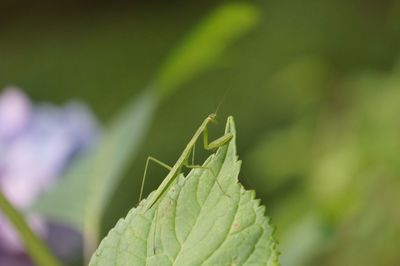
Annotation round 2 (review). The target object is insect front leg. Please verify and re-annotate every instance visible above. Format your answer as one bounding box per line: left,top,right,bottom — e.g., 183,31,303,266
203,125,233,150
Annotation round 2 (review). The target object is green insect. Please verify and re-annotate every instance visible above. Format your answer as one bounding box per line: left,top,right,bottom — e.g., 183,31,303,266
139,113,233,212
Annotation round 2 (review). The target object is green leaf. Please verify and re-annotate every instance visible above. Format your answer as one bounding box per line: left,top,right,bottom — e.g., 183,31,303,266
153,3,260,99
0,191,61,266
89,117,280,266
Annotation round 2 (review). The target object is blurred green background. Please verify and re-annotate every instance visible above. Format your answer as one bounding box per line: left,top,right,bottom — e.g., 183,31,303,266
2,1,400,265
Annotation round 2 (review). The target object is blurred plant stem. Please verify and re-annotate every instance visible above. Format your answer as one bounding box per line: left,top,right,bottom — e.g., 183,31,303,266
0,191,60,266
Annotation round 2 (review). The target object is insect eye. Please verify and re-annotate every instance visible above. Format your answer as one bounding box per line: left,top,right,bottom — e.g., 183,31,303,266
209,117,218,124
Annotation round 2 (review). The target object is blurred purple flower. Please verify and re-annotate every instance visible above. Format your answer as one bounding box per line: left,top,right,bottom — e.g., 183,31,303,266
0,87,100,265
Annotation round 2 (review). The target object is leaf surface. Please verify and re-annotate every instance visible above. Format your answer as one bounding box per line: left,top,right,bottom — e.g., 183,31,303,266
90,117,280,266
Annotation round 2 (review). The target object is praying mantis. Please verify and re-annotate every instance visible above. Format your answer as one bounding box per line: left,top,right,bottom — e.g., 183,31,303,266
139,113,233,212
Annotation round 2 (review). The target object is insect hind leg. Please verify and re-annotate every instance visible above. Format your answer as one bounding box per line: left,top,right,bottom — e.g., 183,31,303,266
139,156,172,204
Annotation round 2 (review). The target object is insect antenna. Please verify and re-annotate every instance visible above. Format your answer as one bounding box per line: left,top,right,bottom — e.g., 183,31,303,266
213,88,232,123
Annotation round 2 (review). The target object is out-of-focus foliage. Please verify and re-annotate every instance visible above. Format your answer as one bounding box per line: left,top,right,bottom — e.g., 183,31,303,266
33,90,156,256
0,191,60,266
247,66,400,266
1,0,400,265
153,3,258,99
